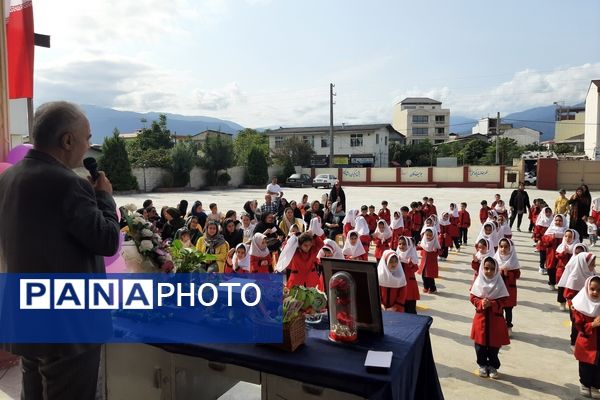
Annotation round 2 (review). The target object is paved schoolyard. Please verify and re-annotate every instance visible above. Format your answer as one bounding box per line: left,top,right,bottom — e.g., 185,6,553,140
0,186,590,399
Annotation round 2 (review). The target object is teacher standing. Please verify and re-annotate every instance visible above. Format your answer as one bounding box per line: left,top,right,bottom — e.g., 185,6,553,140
568,185,591,240
0,102,120,400
508,182,531,232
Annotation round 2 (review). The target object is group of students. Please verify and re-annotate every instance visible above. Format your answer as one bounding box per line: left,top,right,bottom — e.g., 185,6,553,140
123,187,600,397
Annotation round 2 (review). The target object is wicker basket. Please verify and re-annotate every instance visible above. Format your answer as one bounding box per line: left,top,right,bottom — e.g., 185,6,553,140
274,316,306,352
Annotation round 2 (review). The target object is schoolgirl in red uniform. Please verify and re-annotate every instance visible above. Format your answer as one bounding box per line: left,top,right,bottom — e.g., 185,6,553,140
341,209,358,239
372,219,392,262
572,275,600,398
354,216,371,255
397,236,420,314
231,243,250,273
275,231,324,290
342,230,368,261
471,238,494,278
438,212,454,260
401,206,412,237
410,202,423,244
494,238,520,335
556,229,580,310
448,203,461,251
378,250,407,312
470,256,510,379
496,215,512,239
534,207,553,274
390,211,404,250
541,214,568,289
458,202,471,246
417,228,439,294
249,233,272,273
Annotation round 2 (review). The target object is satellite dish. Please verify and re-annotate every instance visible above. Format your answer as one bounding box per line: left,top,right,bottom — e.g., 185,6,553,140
406,159,412,167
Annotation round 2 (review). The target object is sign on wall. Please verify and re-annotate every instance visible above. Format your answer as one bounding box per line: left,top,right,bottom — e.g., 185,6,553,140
401,167,428,183
468,166,500,182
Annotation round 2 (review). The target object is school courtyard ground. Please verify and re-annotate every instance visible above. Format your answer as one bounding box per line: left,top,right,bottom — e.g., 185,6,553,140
0,186,590,399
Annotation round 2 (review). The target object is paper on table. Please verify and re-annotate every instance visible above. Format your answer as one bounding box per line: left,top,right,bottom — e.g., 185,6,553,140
365,350,393,369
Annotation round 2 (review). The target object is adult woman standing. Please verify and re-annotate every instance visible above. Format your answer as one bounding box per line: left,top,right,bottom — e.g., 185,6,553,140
329,181,346,211
569,186,590,240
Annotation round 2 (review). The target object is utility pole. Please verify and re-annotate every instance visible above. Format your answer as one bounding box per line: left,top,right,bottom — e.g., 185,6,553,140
329,83,335,167
495,111,500,165
0,0,10,161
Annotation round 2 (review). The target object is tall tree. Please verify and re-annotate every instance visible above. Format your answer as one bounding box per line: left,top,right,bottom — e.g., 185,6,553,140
233,128,270,166
98,128,138,191
246,145,269,185
137,114,174,150
271,136,315,167
171,141,198,187
198,135,234,185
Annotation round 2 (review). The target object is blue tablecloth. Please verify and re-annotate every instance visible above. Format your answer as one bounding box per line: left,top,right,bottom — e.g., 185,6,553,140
156,312,443,400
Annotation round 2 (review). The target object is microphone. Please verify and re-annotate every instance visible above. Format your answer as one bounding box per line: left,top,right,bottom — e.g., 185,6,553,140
83,157,99,182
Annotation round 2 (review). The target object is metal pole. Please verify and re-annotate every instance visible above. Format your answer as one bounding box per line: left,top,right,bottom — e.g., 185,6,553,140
495,111,500,165
0,0,10,160
329,83,335,167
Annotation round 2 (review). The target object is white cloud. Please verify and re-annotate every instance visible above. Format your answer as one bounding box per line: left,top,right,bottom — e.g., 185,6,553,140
193,82,246,111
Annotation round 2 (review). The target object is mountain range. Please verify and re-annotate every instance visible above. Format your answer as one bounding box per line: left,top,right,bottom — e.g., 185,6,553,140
84,103,562,144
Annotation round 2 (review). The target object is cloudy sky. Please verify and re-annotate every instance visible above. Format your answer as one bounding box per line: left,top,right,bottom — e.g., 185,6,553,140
32,0,600,128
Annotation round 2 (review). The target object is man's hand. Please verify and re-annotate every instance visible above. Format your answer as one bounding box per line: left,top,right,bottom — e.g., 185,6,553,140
91,171,113,195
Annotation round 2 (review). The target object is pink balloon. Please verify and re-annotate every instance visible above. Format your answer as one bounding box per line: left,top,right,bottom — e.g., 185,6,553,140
105,255,127,274
103,233,125,267
0,162,12,174
6,144,33,165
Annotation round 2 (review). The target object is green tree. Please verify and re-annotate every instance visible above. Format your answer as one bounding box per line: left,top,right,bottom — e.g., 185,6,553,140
246,145,269,185
271,136,315,167
481,138,523,165
233,128,270,166
282,157,296,181
459,140,490,165
198,135,234,185
98,128,138,191
554,143,573,154
171,141,198,187
137,114,174,150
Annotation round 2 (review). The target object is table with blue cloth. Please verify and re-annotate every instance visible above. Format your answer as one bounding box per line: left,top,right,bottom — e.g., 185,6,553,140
155,311,443,400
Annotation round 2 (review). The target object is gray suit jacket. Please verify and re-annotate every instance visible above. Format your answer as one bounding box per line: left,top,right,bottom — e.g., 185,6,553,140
0,149,120,356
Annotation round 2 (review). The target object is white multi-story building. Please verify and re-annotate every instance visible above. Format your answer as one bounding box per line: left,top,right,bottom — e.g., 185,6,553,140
266,124,404,167
501,127,540,146
584,80,600,160
471,117,513,136
392,98,450,144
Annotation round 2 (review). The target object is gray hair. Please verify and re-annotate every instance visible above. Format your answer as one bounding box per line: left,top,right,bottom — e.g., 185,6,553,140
32,101,86,149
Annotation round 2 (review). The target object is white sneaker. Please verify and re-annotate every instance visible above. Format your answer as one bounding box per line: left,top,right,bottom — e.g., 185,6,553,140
549,284,556,290
581,385,592,398
538,267,545,274
478,366,488,377
488,367,499,379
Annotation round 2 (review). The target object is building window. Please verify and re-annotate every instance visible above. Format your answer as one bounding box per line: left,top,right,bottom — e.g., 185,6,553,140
321,137,329,148
302,135,314,148
350,134,363,147
434,139,445,144
274,136,284,148
376,134,379,144
385,136,388,145
435,115,445,124
404,105,416,109
412,115,429,124
435,127,445,135
412,127,428,136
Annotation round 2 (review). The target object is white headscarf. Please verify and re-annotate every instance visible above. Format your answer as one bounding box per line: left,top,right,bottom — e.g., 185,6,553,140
354,216,370,236
572,276,600,317
544,214,567,238
248,232,270,257
486,209,499,221
396,236,419,264
309,217,325,236
232,243,250,272
419,228,440,252
372,219,392,240
470,257,510,300
497,219,512,238
342,209,358,226
438,212,451,226
556,229,581,254
475,238,495,261
377,250,407,288
421,217,439,235
476,221,500,248
275,234,298,272
390,211,404,230
558,252,596,291
317,239,344,260
342,230,366,258
493,238,520,271
449,203,459,218
535,207,553,227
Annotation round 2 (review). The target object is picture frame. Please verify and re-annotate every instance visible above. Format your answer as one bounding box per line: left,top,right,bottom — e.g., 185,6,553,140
321,258,384,335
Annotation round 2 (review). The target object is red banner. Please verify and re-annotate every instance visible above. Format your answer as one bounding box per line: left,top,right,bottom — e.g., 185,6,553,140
6,0,34,99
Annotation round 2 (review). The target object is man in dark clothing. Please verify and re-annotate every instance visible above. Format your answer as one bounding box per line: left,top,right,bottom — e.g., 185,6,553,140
329,181,346,211
509,182,531,231
0,102,120,400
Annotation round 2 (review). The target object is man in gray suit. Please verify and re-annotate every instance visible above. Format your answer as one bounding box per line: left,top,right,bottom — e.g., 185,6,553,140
0,102,120,399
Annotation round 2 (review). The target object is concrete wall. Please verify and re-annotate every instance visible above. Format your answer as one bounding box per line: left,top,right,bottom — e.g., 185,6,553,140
468,166,500,183
401,167,428,183
227,166,245,187
585,82,600,160
314,168,339,177
190,167,207,188
268,165,284,179
133,167,173,192
341,168,366,182
557,160,600,190
433,167,463,182
371,168,396,182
